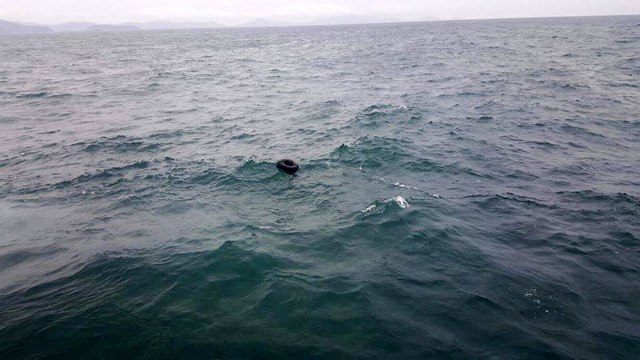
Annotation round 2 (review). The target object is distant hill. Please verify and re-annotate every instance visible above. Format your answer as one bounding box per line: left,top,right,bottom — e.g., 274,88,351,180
0,19,52,34
128,21,223,30
236,19,297,28
312,15,401,26
4,16,444,35
87,24,139,32
49,21,221,32
234,16,406,28
49,22,97,32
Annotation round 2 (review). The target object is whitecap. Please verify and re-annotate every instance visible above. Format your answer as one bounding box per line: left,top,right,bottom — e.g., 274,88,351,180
393,182,419,190
362,196,409,214
362,204,377,213
390,196,409,208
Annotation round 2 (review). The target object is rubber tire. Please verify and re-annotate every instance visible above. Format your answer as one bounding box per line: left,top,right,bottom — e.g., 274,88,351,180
277,159,299,174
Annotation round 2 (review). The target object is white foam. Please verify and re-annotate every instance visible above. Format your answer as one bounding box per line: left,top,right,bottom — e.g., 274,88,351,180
363,196,409,214
362,204,377,213
393,182,419,190
391,196,409,208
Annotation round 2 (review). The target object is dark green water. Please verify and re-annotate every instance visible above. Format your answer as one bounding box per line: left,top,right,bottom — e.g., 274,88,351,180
1,16,639,359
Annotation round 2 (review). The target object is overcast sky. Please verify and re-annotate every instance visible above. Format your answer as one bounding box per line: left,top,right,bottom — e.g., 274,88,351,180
1,0,639,25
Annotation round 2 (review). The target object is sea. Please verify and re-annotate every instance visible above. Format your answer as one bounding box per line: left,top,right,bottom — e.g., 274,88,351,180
0,16,639,359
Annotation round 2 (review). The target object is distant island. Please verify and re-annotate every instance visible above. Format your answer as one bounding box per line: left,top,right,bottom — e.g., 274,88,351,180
0,19,52,34
86,24,139,32
125,21,223,30
49,22,95,32
0,16,440,35
236,18,296,28
52,21,225,32
0,20,142,34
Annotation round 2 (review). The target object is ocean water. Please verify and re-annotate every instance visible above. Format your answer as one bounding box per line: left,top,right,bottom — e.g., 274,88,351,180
1,16,639,359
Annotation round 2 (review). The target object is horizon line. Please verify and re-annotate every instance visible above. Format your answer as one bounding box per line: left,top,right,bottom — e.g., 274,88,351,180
2,13,638,32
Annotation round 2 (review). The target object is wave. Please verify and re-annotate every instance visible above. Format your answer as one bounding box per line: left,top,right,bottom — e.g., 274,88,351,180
330,136,415,168
15,91,49,98
465,193,558,211
558,124,606,138
0,245,65,272
556,190,640,208
362,196,410,214
53,161,151,190
607,82,640,89
1,238,420,357
15,91,73,99
350,104,422,127
74,136,163,154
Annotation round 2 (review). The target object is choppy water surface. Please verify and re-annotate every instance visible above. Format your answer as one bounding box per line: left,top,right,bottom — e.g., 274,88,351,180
1,16,639,359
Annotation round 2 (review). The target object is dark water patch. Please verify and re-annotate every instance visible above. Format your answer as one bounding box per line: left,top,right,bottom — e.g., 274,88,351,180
0,243,324,359
54,171,116,189
558,123,606,138
556,190,639,209
555,83,589,91
147,129,192,139
190,168,233,186
54,161,152,190
505,170,539,181
404,158,488,179
0,245,66,272
437,91,484,98
549,163,595,177
608,82,639,89
229,132,255,140
471,115,494,122
468,193,557,212
611,230,639,249
524,140,562,150
235,159,277,175
566,141,587,148
161,107,202,115
15,91,74,99
80,139,162,154
549,191,640,223
474,99,500,109
615,38,638,44
109,160,151,171
15,91,49,98
331,136,417,169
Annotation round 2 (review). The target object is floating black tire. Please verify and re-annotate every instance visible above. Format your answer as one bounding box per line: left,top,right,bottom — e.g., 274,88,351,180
276,159,299,174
